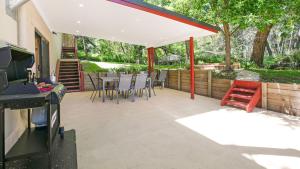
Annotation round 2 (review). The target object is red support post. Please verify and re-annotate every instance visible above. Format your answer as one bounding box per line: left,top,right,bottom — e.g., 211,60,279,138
147,48,153,73
189,37,195,99
151,47,155,72
147,47,155,73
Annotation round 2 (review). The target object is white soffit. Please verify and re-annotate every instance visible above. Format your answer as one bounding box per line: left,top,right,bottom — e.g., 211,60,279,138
32,0,218,48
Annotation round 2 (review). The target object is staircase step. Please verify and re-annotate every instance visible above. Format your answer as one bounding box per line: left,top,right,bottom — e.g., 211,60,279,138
59,77,80,81
61,81,79,85
66,89,81,93
59,46,80,92
225,100,248,109
60,71,78,74
60,66,78,68
232,88,256,93
59,75,79,78
65,85,80,89
60,62,78,64
229,93,253,100
60,66,78,69
60,69,78,72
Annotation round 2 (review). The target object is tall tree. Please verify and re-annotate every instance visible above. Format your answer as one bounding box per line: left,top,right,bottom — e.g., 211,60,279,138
147,0,251,70
249,0,300,66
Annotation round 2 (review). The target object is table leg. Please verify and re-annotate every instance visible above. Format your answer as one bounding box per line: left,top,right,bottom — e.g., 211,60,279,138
27,109,31,130
0,105,5,169
149,79,152,98
47,103,52,169
102,80,105,102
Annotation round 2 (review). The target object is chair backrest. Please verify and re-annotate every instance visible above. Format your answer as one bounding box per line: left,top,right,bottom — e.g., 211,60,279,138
118,74,133,91
158,70,167,81
150,71,157,82
107,72,117,77
87,73,97,90
134,74,148,90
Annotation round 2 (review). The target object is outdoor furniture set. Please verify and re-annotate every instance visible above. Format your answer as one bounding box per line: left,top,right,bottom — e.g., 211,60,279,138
87,70,168,103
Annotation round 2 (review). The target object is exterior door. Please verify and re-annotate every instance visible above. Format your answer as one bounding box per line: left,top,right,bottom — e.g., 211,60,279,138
40,38,50,79
35,32,50,79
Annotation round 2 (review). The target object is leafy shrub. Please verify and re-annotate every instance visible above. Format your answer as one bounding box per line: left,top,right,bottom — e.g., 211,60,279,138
212,70,237,80
195,55,225,64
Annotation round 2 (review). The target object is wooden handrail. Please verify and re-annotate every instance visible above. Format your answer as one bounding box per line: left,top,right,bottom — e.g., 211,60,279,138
78,61,85,91
55,59,60,82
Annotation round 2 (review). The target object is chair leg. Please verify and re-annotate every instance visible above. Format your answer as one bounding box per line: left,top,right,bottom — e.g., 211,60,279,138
110,90,114,100
132,89,136,102
116,90,119,104
92,90,98,102
90,90,95,99
144,88,149,100
152,87,156,96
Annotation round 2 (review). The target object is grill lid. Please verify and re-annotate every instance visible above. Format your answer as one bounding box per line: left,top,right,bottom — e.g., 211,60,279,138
0,44,34,82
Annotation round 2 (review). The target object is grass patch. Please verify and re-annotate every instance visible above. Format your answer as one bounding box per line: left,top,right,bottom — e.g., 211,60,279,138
81,62,108,73
248,69,300,83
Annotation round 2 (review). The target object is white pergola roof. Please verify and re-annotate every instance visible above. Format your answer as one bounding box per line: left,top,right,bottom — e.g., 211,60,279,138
32,0,218,48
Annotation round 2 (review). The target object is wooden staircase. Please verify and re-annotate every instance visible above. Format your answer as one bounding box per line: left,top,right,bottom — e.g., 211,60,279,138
221,80,262,112
62,47,77,59
57,60,81,92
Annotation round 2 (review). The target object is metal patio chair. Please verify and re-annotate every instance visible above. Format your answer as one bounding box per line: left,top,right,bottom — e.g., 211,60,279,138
87,73,101,102
115,74,133,104
132,73,148,102
106,72,117,97
148,71,157,96
155,70,167,88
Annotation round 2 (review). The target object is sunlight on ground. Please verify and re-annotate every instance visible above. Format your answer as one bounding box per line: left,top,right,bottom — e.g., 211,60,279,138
243,154,300,169
91,61,132,69
176,109,300,169
175,108,300,150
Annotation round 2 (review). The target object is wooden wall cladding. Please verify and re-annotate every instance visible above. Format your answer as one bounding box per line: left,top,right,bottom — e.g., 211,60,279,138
267,83,300,116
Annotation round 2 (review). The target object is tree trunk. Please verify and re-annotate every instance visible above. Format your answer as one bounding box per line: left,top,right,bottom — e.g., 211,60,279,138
266,41,273,57
82,38,88,57
251,25,273,67
223,22,231,70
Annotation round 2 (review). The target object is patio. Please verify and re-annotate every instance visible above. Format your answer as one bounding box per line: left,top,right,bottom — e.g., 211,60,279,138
61,88,300,169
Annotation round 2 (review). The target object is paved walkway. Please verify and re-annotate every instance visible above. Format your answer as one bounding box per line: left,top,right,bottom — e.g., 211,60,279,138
61,89,300,169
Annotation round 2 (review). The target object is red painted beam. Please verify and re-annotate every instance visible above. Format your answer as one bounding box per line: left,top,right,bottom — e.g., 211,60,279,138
190,37,195,99
108,0,218,33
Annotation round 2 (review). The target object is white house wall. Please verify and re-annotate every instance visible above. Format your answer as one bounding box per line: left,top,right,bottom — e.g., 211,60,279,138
0,0,62,153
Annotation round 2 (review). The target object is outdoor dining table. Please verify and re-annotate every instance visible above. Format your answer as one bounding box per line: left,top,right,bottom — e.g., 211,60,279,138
98,76,152,103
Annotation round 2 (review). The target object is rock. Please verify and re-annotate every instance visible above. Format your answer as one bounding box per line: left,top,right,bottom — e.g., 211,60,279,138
236,70,260,81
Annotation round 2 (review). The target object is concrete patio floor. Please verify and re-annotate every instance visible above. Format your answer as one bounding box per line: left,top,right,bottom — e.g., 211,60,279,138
61,88,300,169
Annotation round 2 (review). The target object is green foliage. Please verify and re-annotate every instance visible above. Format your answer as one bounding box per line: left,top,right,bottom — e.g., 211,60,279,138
196,55,224,64
77,37,147,64
112,65,148,74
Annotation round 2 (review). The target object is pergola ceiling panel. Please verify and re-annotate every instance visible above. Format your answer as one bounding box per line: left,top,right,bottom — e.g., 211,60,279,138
32,0,218,47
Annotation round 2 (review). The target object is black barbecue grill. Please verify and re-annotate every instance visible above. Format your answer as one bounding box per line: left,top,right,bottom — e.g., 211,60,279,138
0,44,65,169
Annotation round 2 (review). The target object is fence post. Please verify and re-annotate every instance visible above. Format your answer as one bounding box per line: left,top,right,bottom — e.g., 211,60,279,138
262,82,268,109
207,70,212,97
177,70,181,90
